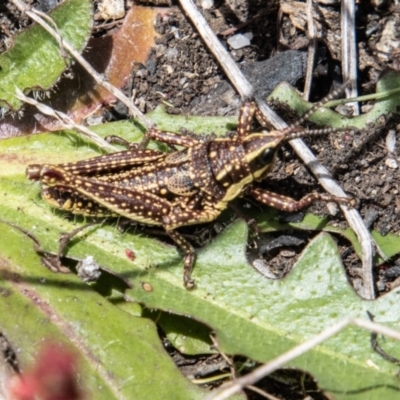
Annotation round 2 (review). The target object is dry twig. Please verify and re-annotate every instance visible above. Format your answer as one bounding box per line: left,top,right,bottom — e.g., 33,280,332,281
15,89,116,151
341,0,359,115
303,0,317,100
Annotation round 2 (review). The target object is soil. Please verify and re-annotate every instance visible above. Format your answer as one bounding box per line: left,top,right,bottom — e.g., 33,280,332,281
1,0,400,398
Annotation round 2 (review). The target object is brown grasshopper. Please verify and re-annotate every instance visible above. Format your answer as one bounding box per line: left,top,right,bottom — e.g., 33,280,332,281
27,101,355,288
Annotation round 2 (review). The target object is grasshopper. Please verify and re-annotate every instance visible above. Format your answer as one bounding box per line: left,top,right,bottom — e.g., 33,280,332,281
27,101,355,288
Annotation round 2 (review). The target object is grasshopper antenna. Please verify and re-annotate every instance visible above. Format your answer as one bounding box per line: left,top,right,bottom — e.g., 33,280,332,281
283,126,357,142
282,82,351,138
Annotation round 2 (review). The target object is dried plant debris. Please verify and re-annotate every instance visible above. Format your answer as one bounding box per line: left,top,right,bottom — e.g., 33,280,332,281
279,0,400,84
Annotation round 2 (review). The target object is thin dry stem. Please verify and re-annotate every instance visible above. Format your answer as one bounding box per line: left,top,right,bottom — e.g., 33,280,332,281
179,0,376,299
15,89,116,151
303,0,317,100
341,0,359,115
210,335,236,378
246,385,281,400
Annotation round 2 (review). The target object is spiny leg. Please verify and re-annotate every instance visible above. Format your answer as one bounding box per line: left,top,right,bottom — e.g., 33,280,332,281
141,127,201,150
41,223,98,274
237,102,257,138
250,187,356,212
26,148,164,179
57,222,98,261
163,207,221,288
166,229,196,289
254,108,273,129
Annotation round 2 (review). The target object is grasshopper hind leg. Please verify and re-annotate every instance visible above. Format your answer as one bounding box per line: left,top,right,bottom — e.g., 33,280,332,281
42,186,117,217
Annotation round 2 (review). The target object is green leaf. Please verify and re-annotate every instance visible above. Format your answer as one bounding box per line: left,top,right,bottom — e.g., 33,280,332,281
269,69,400,129
148,106,238,134
111,225,400,400
0,0,93,110
0,220,207,399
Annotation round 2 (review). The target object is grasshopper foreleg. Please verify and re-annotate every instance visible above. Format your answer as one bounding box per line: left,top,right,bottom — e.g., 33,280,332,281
143,128,201,150
250,188,357,212
163,207,222,288
166,229,196,289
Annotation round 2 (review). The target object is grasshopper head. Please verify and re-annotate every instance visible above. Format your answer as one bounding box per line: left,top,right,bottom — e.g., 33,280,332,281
243,130,285,180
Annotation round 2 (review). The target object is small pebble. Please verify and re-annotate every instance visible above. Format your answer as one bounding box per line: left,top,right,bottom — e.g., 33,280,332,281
376,280,386,292
326,202,339,216
375,19,399,62
85,115,104,126
385,130,396,153
97,0,125,20
384,266,400,278
38,0,58,12
252,259,280,280
76,256,101,282
385,158,398,169
201,0,214,9
170,26,180,39
227,34,251,50
363,208,379,228
166,47,179,61
280,250,296,258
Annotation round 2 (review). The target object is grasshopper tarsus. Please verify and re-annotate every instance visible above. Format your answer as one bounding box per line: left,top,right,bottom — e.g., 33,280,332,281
183,254,196,290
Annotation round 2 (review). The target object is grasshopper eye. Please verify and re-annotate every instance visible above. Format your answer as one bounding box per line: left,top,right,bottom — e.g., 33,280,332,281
261,148,275,164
